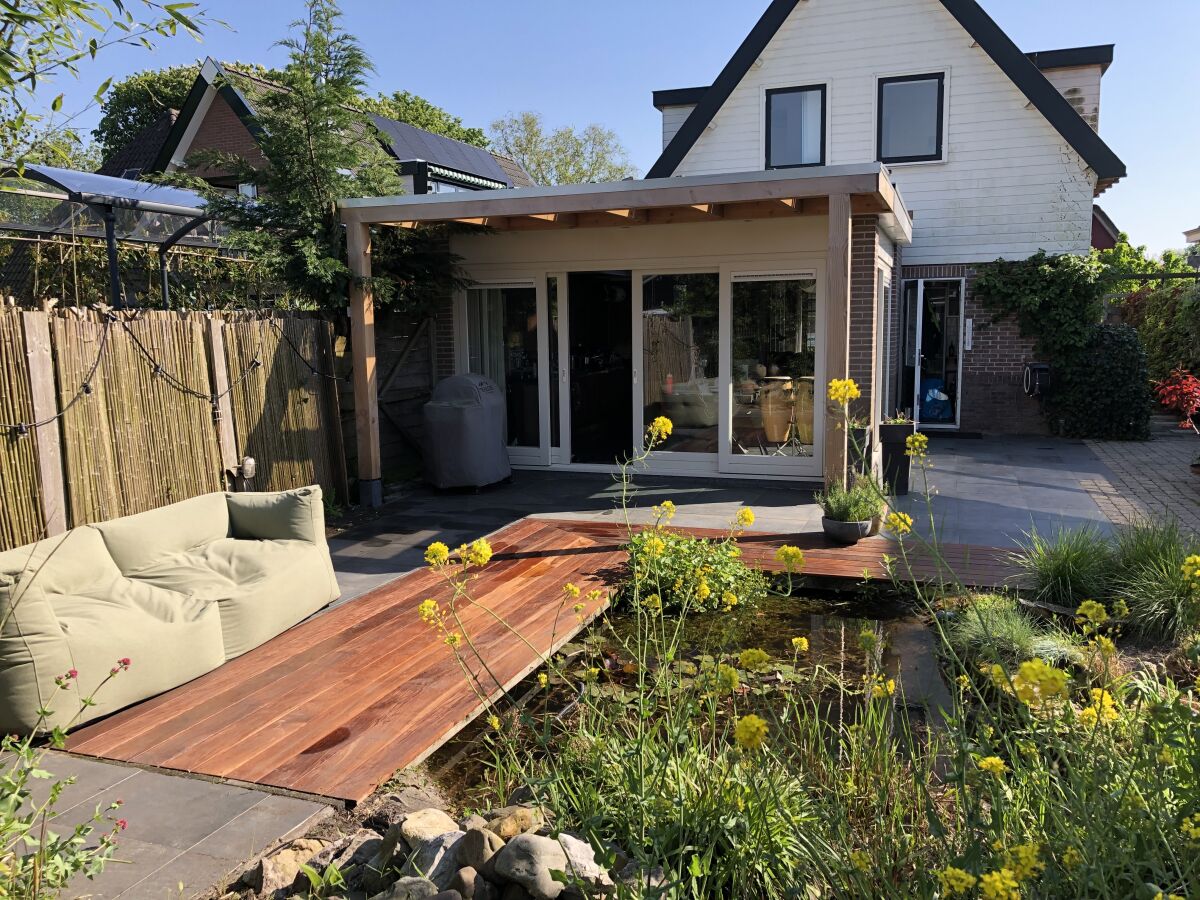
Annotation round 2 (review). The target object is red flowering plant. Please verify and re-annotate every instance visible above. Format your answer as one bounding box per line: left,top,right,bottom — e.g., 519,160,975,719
1154,368,1200,430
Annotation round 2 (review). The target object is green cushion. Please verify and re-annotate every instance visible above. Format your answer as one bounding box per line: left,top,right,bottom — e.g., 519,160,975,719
94,493,230,574
0,576,75,735
226,485,326,544
128,538,339,660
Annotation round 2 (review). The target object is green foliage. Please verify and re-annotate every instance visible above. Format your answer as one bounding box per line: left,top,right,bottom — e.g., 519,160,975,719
359,91,487,147
1052,324,1152,440
489,111,637,185
0,1,211,169
815,474,885,523
91,64,197,161
1122,282,1200,381
1017,521,1200,644
1016,524,1116,609
175,0,403,309
1093,233,1194,297
945,593,1080,668
625,527,770,613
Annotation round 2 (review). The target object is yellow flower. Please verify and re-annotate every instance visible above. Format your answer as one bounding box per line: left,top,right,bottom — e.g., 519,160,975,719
643,536,666,557
937,866,978,896
1112,598,1130,618
1006,843,1044,881
1180,813,1200,845
652,499,676,522
734,713,768,750
573,602,586,618
734,507,755,528
977,755,1008,777
716,663,739,693
1011,658,1069,706
791,636,809,653
488,714,501,730
424,541,450,567
884,511,913,536
464,538,493,567
696,578,712,601
563,582,581,598
721,591,739,610
1183,553,1200,584
583,667,600,682
1157,746,1175,765
869,676,896,700
849,850,870,873
827,378,862,407
738,648,771,670
1092,635,1116,658
979,868,1020,900
444,632,462,648
1075,599,1108,628
775,544,806,573
1078,688,1119,727
956,673,971,691
1060,846,1083,870
418,598,439,624
905,432,929,458
537,673,549,688
647,416,674,443
642,593,662,611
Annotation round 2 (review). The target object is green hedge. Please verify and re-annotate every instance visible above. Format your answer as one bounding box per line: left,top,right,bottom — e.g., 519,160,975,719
1051,324,1152,440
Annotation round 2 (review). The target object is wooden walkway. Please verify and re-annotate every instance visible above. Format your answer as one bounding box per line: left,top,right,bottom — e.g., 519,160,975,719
66,517,1020,804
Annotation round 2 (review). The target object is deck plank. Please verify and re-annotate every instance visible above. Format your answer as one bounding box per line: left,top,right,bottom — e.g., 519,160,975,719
66,516,1021,803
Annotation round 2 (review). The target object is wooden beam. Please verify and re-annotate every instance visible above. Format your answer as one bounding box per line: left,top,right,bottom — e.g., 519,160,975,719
21,310,66,536
823,193,852,490
347,222,382,507
689,203,724,218
205,318,239,489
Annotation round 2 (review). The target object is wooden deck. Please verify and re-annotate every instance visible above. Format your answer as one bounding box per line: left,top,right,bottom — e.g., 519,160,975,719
66,517,1020,804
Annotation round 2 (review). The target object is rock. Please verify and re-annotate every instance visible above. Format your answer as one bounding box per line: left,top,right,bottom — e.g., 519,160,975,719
291,828,380,892
369,876,440,899
401,831,464,889
458,827,505,875
446,865,499,900
402,809,462,848
459,814,489,832
363,777,451,832
500,884,534,900
506,785,536,806
243,838,331,894
615,862,666,892
557,834,612,894
430,893,463,900
491,834,569,900
361,823,405,895
485,807,544,841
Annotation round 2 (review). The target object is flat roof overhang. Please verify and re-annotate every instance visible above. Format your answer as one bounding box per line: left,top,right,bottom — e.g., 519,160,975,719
339,163,913,245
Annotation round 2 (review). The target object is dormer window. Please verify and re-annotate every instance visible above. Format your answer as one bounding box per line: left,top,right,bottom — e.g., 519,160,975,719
765,85,826,169
877,73,945,163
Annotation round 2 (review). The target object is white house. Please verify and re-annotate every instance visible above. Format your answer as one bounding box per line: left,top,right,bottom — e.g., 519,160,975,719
339,0,1125,503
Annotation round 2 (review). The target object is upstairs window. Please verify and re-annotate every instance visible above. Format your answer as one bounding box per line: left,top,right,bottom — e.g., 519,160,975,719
877,73,945,163
766,85,826,169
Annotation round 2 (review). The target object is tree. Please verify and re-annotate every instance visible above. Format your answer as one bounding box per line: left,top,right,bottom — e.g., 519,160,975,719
1093,233,1194,296
0,1,211,168
359,91,487,147
489,111,637,185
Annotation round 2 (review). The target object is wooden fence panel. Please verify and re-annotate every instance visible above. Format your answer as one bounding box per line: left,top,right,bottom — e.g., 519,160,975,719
224,316,349,506
0,307,46,548
52,311,223,525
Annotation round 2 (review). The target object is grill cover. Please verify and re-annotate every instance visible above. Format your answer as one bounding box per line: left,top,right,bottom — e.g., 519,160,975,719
422,375,512,489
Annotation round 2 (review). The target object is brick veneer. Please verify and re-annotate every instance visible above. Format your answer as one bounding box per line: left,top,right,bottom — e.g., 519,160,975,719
185,93,266,181
900,263,1047,435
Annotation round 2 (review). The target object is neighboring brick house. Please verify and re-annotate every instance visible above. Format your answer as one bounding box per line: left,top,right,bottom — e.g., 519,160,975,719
647,0,1126,434
100,58,532,194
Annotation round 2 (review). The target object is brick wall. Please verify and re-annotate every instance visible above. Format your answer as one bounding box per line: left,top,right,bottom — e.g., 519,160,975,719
185,92,267,181
848,215,878,422
901,263,1047,435
433,292,456,379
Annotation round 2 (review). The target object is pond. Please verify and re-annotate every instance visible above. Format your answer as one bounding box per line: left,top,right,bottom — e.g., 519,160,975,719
426,592,952,809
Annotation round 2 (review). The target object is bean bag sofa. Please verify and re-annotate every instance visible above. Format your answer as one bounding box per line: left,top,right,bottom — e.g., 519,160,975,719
0,486,339,735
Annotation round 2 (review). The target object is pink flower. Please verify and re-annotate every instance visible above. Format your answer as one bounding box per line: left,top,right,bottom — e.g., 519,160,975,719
118,657,131,668
111,657,132,675
67,668,78,680
116,819,128,831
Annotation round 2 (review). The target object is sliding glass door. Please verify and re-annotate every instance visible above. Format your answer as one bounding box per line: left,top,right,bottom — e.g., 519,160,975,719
566,271,633,464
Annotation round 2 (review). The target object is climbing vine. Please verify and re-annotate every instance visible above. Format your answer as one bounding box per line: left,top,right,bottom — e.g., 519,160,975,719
973,251,1150,440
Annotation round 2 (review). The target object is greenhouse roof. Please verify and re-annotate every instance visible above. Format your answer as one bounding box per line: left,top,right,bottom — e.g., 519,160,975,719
3,162,207,217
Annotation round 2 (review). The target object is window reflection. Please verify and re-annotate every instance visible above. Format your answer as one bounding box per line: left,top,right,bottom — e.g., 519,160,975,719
466,286,539,448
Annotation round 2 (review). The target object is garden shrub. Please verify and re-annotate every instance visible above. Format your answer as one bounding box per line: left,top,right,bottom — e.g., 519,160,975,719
625,526,770,613
815,474,885,522
1016,524,1116,609
945,593,1080,668
1121,281,1200,381
1112,520,1200,642
1154,368,1200,428
1051,324,1152,440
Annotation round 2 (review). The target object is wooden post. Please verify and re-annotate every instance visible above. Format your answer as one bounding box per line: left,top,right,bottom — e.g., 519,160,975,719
205,317,239,489
21,311,67,535
823,193,852,489
347,222,382,507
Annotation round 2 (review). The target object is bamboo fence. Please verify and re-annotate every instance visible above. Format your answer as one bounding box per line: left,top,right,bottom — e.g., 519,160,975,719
0,308,347,551
0,308,45,548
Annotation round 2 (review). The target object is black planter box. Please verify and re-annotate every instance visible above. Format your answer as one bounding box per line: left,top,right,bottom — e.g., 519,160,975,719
879,422,916,496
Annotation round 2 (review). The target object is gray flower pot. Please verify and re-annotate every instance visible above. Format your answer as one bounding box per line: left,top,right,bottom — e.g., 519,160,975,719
821,517,873,544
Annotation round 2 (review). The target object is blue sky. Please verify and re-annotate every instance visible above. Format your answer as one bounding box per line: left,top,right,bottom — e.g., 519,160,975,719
46,0,1199,253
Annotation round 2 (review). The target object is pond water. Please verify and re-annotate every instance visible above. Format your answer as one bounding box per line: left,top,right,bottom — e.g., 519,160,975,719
426,593,952,808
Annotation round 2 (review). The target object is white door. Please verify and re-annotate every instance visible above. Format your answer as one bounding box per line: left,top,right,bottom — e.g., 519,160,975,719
900,278,964,428
719,268,824,478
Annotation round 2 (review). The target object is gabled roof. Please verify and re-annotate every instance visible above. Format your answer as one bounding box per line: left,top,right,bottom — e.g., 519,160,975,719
97,109,179,178
646,0,1126,192
131,58,533,188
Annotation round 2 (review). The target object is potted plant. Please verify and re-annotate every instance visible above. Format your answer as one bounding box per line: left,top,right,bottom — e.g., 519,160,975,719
879,412,916,495
815,473,886,544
